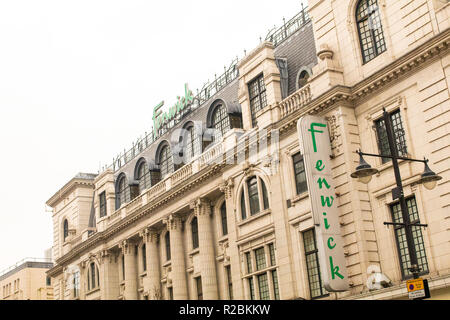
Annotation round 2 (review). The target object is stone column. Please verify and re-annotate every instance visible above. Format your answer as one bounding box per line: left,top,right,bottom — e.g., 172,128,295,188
119,240,138,300
141,228,162,300
165,215,188,299
191,198,219,300
99,249,119,300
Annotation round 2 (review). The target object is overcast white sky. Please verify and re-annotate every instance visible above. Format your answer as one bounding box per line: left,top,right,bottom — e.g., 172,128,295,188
0,0,308,271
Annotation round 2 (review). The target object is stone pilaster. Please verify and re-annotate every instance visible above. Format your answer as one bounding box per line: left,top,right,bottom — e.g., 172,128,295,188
99,249,119,300
164,215,188,299
119,240,138,300
191,198,219,300
141,228,162,300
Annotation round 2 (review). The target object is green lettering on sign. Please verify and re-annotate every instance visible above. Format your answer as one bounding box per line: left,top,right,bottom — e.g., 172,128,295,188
317,178,331,190
315,160,325,171
327,237,336,250
329,256,344,280
321,196,334,208
308,123,327,153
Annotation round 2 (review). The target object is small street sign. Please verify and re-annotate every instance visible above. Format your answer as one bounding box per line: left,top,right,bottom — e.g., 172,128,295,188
407,278,426,299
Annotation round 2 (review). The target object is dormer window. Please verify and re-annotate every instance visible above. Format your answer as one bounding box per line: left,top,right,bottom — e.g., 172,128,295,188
248,74,267,127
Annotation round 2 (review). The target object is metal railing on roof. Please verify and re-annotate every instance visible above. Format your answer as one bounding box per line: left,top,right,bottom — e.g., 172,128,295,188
265,6,310,47
100,6,310,174
0,257,52,278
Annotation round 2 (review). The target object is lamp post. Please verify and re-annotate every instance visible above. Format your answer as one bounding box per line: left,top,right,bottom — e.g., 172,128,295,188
351,108,442,279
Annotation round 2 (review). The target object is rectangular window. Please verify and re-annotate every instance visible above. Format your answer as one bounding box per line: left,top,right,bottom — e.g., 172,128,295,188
99,191,107,218
255,247,266,271
390,197,429,279
245,252,252,274
248,74,267,127
375,110,408,164
168,287,173,300
293,153,307,194
142,244,147,272
269,243,276,266
225,265,233,300
196,277,203,300
73,272,80,298
272,270,280,300
248,278,255,300
257,273,270,300
303,229,327,299
221,203,228,236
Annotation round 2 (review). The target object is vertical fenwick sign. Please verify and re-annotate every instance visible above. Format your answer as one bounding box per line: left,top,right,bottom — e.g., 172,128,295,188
297,115,349,292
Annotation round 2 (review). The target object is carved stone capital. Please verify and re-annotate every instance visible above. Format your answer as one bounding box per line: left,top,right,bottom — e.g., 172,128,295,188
219,179,234,200
140,227,159,244
190,198,211,216
163,214,183,231
119,239,135,255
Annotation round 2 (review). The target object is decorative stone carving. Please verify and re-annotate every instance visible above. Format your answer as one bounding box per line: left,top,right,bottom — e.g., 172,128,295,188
119,239,135,255
219,179,234,200
163,214,183,231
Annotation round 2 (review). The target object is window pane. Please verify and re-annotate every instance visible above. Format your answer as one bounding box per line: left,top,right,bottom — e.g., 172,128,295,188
293,153,307,194
248,278,255,300
375,110,407,164
247,177,260,215
272,270,280,300
357,0,386,63
303,229,327,298
142,244,147,271
261,179,269,210
99,192,107,218
226,266,233,300
192,217,199,249
212,104,230,141
248,74,267,127
269,244,276,266
165,232,171,261
258,273,270,300
245,252,252,274
159,145,173,178
241,190,247,220
390,197,429,278
255,247,266,271
221,202,228,236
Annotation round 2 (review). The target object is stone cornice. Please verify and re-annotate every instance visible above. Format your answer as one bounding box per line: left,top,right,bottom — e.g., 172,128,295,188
53,162,228,268
46,177,96,208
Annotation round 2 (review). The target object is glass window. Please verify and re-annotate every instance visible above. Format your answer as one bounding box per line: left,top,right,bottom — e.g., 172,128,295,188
375,110,408,164
165,232,171,261
255,247,266,271
247,177,260,215
303,229,327,299
142,244,147,272
73,272,79,298
257,273,270,300
297,70,310,89
137,161,151,192
245,252,252,274
121,255,125,280
248,74,267,127
159,145,174,179
356,0,386,63
220,202,228,236
185,125,201,161
390,197,429,278
248,278,255,300
63,219,69,241
240,191,247,220
196,277,203,300
211,104,231,141
191,217,199,250
293,153,308,194
269,243,276,266
272,270,280,300
99,192,107,218
117,176,130,209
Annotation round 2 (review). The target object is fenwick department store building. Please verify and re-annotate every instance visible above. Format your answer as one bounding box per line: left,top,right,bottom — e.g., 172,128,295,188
46,1,450,300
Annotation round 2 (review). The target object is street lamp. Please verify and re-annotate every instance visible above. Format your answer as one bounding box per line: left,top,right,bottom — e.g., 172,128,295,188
350,108,442,279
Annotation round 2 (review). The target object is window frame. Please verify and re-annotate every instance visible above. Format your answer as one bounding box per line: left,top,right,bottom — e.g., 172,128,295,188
389,196,429,280
191,217,199,250
248,74,268,127
165,232,171,261
211,103,231,141
99,191,107,218
356,0,387,64
240,176,270,221
302,229,328,299
292,152,308,195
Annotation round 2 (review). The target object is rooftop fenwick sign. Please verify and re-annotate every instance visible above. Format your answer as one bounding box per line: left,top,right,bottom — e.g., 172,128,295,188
152,83,195,135
297,115,349,292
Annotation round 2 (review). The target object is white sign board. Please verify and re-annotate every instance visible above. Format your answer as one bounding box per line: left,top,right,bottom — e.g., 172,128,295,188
297,115,349,292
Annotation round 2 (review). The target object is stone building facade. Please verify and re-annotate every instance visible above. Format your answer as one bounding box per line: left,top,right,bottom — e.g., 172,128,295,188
0,258,54,300
46,1,450,300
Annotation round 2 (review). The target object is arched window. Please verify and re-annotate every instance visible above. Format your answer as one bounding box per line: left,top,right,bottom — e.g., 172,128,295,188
297,70,310,89
211,104,230,141
137,161,151,192
220,202,228,236
191,217,199,249
116,175,130,209
165,232,171,261
158,145,174,179
356,0,386,64
184,125,201,161
63,219,69,241
87,262,99,291
240,176,270,220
